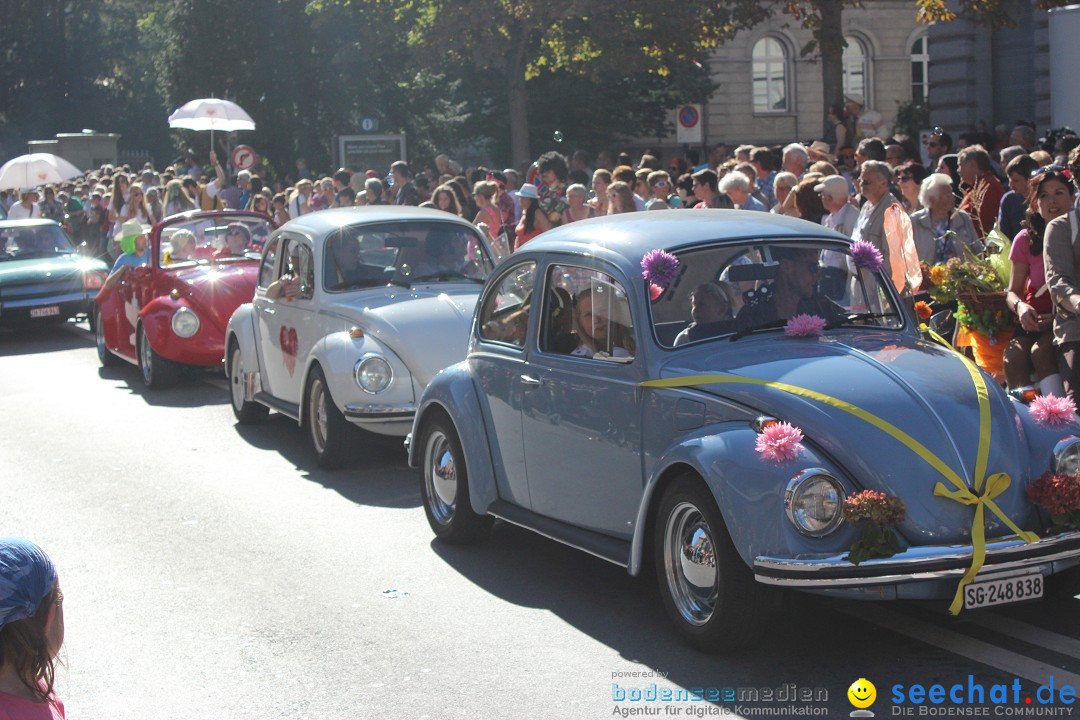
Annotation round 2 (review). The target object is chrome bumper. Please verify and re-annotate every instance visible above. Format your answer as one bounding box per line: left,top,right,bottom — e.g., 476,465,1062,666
343,403,415,420
754,530,1080,587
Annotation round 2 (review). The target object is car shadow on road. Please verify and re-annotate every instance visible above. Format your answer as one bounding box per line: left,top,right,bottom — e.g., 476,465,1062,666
0,321,94,357
428,522,1028,710
232,415,419,509
96,365,231,408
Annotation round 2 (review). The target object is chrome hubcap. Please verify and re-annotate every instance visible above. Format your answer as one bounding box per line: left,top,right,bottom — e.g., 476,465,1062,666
309,378,328,453
664,501,718,626
230,348,245,411
139,327,152,383
424,430,456,525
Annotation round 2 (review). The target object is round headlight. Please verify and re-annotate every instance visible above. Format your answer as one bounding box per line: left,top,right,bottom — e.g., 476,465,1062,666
784,470,845,537
1052,436,1080,475
171,307,200,338
355,354,393,394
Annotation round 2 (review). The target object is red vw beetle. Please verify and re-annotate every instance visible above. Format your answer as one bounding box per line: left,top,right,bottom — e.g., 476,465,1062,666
95,210,275,389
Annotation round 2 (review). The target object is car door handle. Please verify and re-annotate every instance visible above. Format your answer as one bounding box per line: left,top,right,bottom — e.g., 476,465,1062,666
519,374,542,387
261,307,275,315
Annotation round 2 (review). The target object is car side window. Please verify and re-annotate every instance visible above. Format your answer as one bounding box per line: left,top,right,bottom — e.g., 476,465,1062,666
258,237,280,288
542,265,635,362
477,261,536,347
296,242,315,300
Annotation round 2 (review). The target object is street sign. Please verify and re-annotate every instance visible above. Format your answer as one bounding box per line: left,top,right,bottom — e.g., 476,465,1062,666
336,134,406,173
360,118,379,132
676,104,703,144
231,144,256,171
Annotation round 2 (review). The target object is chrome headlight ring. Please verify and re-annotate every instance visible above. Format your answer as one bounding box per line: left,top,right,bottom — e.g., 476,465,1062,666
354,353,393,394
784,469,846,538
171,306,200,338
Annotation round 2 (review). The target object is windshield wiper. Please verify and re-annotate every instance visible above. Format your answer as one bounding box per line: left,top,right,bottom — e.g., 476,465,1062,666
823,311,901,330
729,318,788,341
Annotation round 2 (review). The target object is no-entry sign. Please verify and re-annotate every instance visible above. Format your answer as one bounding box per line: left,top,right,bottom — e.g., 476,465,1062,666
676,104,703,144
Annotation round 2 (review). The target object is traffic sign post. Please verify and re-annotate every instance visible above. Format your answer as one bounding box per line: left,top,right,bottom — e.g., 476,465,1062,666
676,104,703,145
231,144,256,171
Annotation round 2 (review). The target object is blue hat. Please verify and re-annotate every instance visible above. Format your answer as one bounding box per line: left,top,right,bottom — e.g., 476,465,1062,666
0,538,57,631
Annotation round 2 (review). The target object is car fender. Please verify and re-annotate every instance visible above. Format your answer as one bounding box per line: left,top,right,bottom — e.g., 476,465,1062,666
410,362,497,516
629,423,858,575
137,295,177,352
225,303,259,376
94,284,123,350
300,330,414,426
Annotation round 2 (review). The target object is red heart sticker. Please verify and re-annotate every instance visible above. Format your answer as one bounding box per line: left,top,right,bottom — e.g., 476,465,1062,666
38,172,47,180
206,109,216,115
279,326,298,375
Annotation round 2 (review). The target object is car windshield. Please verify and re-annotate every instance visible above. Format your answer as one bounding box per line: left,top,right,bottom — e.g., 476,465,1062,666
324,221,493,292
650,240,904,348
0,224,75,260
158,216,273,267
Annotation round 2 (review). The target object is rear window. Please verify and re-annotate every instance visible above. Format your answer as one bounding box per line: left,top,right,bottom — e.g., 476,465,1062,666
324,221,493,292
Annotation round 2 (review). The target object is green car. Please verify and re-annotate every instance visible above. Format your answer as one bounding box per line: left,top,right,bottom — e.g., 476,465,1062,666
0,219,109,327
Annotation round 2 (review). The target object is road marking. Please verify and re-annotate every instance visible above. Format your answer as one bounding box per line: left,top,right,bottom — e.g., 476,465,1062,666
840,604,1080,687
963,612,1080,661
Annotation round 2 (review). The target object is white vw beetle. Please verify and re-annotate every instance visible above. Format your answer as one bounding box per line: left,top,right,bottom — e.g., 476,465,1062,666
226,206,500,467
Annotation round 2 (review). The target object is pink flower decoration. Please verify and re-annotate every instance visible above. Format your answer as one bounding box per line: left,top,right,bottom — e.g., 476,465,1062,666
851,240,884,273
785,314,826,337
649,282,664,301
641,249,680,288
1030,394,1076,426
755,422,805,463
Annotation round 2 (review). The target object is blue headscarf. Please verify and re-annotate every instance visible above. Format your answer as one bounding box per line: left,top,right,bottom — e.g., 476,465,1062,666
0,537,57,631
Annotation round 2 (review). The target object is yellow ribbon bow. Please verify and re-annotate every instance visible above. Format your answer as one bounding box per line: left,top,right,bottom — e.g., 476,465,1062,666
640,331,1039,614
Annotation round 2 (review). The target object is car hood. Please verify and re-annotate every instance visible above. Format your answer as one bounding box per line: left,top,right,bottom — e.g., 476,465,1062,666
0,254,107,286
327,284,480,389
169,262,259,333
659,331,1040,545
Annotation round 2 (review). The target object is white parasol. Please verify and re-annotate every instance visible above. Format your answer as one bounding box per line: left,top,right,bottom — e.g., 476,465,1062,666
167,98,256,151
0,153,84,190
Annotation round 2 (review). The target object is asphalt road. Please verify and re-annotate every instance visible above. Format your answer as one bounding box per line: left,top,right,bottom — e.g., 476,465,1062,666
2,321,1080,720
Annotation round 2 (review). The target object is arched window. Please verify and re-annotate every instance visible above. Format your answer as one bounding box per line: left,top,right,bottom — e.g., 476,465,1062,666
910,35,929,103
752,37,789,113
842,36,871,106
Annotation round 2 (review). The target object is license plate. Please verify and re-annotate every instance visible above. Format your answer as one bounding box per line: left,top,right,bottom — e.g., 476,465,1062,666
29,305,60,318
963,572,1043,610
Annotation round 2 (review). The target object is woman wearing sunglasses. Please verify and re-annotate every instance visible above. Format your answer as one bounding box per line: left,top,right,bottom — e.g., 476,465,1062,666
893,162,930,214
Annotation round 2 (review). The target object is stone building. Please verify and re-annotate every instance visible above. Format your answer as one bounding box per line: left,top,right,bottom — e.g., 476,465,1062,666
927,1,1069,136
645,1,926,153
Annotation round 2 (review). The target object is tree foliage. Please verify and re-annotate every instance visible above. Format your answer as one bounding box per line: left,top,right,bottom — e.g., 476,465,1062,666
2,0,1075,175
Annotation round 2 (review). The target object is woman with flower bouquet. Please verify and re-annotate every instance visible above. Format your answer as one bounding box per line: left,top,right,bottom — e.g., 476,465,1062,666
1003,167,1074,396
923,233,1014,380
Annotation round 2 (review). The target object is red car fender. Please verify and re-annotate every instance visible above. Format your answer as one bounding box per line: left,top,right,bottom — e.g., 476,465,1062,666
95,284,123,352
139,296,178,351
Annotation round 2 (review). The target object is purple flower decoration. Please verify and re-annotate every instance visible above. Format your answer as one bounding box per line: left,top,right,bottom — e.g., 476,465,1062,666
641,249,680,288
785,314,826,337
755,422,805,463
850,240,884,273
1030,394,1076,426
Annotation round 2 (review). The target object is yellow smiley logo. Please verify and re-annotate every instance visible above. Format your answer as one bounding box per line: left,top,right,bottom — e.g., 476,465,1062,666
848,678,877,709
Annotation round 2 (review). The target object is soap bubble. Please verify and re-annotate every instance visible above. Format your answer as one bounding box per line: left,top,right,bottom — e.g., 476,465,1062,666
553,130,564,143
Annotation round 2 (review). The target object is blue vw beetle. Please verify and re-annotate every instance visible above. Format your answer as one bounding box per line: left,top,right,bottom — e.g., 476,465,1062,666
407,211,1080,651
